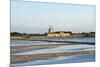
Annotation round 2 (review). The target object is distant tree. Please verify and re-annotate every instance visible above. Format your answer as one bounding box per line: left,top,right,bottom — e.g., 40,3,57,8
43,33,48,36
81,32,89,37
28,34,34,36
33,34,41,36
81,32,86,34
67,31,72,34
90,32,95,34
11,32,22,36
22,33,28,36
23,33,27,35
89,32,95,37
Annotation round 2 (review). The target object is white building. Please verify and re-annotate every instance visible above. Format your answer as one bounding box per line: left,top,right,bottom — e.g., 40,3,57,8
47,31,71,37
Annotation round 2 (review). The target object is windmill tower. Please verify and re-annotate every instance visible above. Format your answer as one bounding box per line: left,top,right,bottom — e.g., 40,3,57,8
48,25,54,33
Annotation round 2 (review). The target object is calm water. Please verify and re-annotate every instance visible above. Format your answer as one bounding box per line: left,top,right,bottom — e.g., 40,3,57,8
11,37,95,66
11,37,95,46
13,45,95,55
11,54,95,66
29,37,95,43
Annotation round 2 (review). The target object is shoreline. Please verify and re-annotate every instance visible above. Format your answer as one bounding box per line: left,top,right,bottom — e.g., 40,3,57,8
11,50,95,64
11,39,95,45
10,36,95,39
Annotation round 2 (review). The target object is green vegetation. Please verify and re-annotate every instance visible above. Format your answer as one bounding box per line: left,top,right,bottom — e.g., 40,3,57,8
31,36,47,38
10,32,95,38
11,32,47,38
81,32,95,37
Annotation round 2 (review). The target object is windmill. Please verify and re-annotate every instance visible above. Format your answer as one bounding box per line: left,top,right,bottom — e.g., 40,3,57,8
48,25,54,33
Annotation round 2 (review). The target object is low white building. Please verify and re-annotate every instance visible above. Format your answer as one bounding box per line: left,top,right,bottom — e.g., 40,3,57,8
47,31,71,37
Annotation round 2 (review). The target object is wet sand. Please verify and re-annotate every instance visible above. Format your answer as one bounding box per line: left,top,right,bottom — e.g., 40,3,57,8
11,50,95,64
10,39,95,65
11,43,93,54
11,43,81,53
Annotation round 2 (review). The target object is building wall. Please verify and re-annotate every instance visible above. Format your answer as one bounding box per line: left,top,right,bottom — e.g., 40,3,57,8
47,32,70,37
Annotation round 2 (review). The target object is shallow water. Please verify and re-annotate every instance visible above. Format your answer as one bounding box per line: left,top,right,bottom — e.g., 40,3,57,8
14,45,95,55
11,54,95,66
31,37,95,43
10,37,95,66
11,37,95,46
11,40,66,46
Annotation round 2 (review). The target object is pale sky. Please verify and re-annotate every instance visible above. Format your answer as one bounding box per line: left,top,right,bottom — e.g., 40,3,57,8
11,0,95,34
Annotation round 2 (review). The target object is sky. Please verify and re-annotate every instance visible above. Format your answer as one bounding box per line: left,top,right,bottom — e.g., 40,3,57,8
11,0,95,34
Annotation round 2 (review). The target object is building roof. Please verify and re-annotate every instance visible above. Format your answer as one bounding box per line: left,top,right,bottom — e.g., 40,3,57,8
48,31,71,34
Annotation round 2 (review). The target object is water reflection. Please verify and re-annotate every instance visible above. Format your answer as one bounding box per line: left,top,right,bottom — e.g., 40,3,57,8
11,37,95,66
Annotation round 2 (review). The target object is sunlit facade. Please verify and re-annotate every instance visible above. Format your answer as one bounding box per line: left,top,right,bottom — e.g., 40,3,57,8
47,32,70,37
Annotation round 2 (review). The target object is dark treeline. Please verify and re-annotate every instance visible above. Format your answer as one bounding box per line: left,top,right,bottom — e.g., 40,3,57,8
81,32,95,37
10,32,48,36
10,32,95,37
